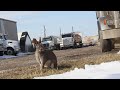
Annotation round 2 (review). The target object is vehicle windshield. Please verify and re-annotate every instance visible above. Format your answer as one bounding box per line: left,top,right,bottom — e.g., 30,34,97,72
0,36,3,40
62,34,72,38
42,37,52,41
3,35,7,40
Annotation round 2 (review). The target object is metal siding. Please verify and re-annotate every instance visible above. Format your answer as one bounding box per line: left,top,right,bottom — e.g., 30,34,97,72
1,19,18,41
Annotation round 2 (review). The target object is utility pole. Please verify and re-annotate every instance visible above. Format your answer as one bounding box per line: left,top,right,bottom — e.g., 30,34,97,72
72,26,74,32
60,27,62,36
44,25,46,38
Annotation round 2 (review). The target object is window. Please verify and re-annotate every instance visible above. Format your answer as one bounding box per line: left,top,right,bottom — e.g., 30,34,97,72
42,36,52,41
0,36,3,40
62,34,72,38
3,35,7,40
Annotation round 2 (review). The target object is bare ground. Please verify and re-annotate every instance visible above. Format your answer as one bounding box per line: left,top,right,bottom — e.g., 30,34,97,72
0,45,120,79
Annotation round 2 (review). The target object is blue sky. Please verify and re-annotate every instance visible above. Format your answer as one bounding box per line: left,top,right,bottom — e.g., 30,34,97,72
0,11,98,40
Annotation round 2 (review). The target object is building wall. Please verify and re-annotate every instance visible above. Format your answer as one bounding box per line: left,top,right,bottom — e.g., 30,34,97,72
0,19,18,41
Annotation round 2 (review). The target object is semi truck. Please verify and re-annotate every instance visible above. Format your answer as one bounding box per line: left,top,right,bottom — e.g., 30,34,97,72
41,36,62,50
96,11,120,52
0,18,20,55
60,32,83,49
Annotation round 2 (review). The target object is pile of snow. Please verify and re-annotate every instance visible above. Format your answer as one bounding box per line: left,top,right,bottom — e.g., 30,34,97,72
34,61,120,79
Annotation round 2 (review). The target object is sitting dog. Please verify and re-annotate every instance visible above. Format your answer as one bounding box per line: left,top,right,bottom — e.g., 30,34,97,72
33,38,58,70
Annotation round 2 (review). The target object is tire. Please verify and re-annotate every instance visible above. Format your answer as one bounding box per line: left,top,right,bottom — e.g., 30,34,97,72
7,48,14,55
55,44,60,50
79,43,83,48
100,39,112,52
107,39,112,51
111,41,115,49
14,52,18,56
0,51,3,56
60,47,63,50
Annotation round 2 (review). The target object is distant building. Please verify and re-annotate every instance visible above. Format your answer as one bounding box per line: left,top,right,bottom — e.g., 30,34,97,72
0,18,18,41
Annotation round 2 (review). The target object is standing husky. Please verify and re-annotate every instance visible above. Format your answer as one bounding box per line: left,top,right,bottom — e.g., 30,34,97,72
32,38,58,70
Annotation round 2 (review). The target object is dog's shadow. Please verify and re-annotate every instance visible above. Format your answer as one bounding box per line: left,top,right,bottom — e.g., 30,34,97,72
58,64,72,70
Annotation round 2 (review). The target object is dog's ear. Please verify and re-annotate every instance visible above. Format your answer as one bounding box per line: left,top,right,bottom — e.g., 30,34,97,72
39,37,41,43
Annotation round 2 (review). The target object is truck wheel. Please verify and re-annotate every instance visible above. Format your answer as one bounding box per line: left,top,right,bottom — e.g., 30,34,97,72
101,39,112,52
79,43,83,48
60,47,63,50
111,41,115,49
14,52,18,56
0,51,3,56
7,48,14,55
108,39,112,51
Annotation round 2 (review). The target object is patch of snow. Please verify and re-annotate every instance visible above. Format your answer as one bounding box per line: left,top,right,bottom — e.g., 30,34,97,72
117,50,120,54
0,52,34,60
0,55,17,59
17,52,34,56
34,61,120,79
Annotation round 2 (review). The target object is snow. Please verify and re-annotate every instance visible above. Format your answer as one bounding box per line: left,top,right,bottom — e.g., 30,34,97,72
0,52,34,59
0,55,17,59
34,61,120,79
117,50,120,54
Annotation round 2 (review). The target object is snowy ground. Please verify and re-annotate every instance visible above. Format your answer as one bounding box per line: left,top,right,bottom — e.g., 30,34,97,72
34,61,120,79
0,52,34,59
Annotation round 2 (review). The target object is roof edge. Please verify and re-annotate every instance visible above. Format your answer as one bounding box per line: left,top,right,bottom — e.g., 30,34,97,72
0,18,16,23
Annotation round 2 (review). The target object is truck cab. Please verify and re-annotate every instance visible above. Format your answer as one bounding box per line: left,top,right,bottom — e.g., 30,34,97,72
1,34,20,56
42,36,54,50
60,32,83,49
42,36,62,50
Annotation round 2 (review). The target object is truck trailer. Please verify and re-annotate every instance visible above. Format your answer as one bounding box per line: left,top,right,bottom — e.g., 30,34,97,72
96,11,120,52
0,18,20,55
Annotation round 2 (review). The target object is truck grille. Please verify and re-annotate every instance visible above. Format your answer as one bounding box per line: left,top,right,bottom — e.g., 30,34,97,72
43,43,49,48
